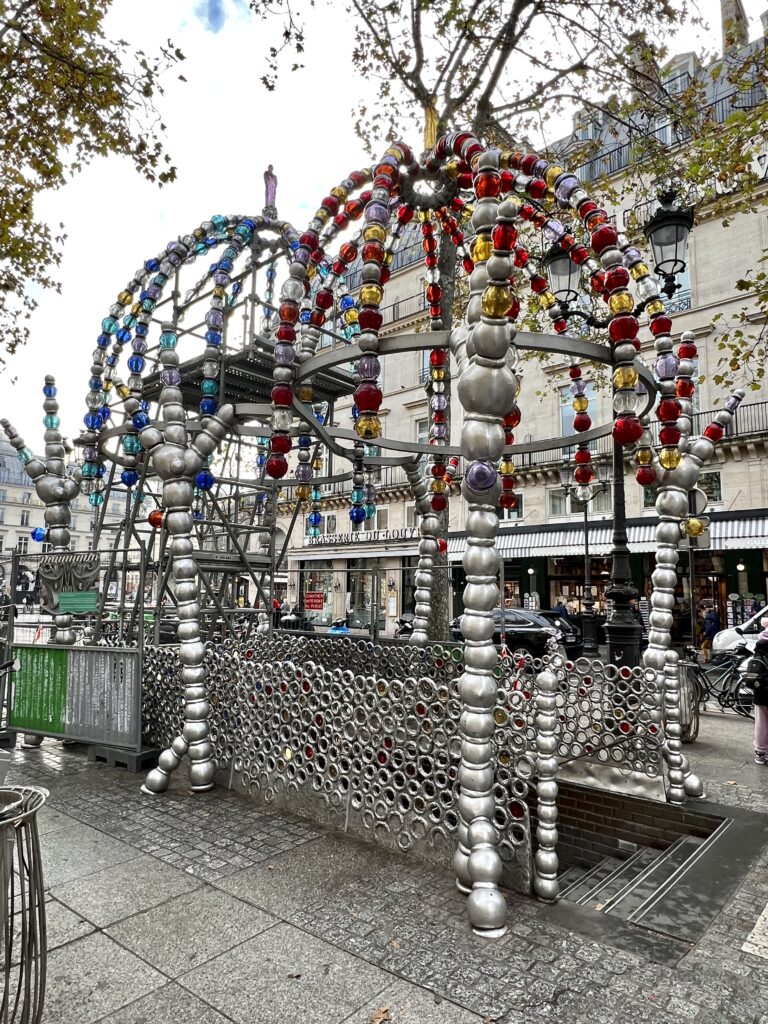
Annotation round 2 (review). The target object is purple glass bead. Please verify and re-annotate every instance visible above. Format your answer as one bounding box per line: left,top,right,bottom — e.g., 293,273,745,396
542,220,565,245
146,284,162,300
274,344,294,366
364,202,389,225
465,460,497,491
166,252,182,268
205,309,224,330
430,394,447,411
532,159,549,177
725,396,741,413
430,424,447,440
167,241,188,257
570,379,587,396
214,271,230,287
161,368,182,386
655,353,679,379
622,247,643,268
357,354,381,380
293,248,310,266
364,484,377,501
132,339,148,354
295,463,312,482
554,174,579,204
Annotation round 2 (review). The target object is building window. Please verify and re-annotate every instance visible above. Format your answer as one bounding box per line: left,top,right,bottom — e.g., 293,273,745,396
20,509,30,527
0,535,4,552
548,488,568,518
327,514,337,534
0,489,6,504
22,492,31,505
376,506,389,531
405,504,420,529
415,418,429,447
549,486,611,518
497,494,524,521
0,508,4,525
699,471,722,503
560,382,596,437
16,537,28,555
71,517,78,532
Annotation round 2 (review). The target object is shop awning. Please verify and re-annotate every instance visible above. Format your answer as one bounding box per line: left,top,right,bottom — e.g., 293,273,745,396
711,517,768,549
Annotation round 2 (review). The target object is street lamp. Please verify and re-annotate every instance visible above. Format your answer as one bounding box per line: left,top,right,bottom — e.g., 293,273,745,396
543,194,693,667
559,452,611,656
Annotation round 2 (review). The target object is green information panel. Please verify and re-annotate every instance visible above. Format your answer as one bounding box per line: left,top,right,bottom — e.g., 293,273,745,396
11,647,69,735
58,590,99,613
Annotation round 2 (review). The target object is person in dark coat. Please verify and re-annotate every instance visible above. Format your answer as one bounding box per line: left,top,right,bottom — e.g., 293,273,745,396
700,607,720,663
752,619,768,764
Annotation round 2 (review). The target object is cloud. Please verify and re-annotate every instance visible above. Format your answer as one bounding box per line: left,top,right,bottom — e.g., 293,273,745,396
195,0,226,33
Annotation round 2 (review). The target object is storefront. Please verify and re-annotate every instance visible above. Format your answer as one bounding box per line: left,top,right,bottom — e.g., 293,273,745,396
298,559,335,627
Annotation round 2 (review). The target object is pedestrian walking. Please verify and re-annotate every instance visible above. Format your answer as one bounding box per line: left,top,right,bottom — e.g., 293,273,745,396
751,619,768,764
700,606,720,663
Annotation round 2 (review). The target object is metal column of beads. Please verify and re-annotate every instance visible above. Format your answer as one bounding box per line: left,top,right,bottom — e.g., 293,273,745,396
406,462,437,646
128,361,234,794
1,377,81,645
453,146,518,938
533,652,563,901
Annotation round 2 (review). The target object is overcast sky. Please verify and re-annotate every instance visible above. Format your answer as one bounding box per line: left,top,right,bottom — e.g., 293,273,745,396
0,0,762,448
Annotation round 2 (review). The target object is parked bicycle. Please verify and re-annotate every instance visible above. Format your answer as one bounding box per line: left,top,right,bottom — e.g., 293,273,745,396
681,643,754,724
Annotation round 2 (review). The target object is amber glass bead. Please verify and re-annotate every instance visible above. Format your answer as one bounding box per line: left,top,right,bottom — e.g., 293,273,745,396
117,290,133,305
613,367,639,389
360,284,384,306
630,263,650,280
355,414,382,440
363,225,386,243
659,447,682,469
609,291,634,315
295,485,312,500
685,517,706,537
572,396,589,413
482,284,512,317
470,236,493,263
645,299,666,316
635,448,653,466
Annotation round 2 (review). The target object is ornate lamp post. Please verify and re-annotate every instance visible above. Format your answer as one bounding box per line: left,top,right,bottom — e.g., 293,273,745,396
559,454,611,656
544,194,694,666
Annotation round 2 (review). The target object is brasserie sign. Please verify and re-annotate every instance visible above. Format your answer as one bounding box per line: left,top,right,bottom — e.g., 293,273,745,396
306,527,420,547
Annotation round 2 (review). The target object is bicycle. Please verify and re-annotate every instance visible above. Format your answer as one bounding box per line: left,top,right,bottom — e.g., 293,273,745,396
681,644,754,722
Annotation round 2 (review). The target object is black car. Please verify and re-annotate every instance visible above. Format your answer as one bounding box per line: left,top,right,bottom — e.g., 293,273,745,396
449,608,562,658
538,610,582,655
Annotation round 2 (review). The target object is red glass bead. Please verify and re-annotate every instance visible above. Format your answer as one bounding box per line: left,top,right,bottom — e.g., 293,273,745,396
657,398,682,421
492,223,518,251
309,249,324,264
437,537,448,554
380,266,391,285
433,411,446,424
578,200,597,220
333,213,349,229
431,493,448,512
308,310,324,328
573,413,592,432
519,203,535,221
345,200,363,218
650,315,672,336
505,431,514,445
425,253,438,269
531,211,548,229
500,169,514,191
354,383,382,412
569,366,582,379
279,301,299,324
315,289,333,310
509,152,523,170
431,463,446,478
266,454,288,478
276,325,295,342
529,274,547,294
358,309,383,330
590,271,606,293
362,241,385,263
574,449,591,464
462,256,474,274
678,343,697,358
422,236,437,254
339,242,358,264
636,466,657,486
704,423,724,442
559,234,575,251
271,384,293,406
331,260,345,277
397,206,414,224
528,178,547,199
148,509,164,529
421,223,435,237
499,492,518,510
430,349,447,366
590,224,618,254
475,171,501,197
676,379,695,399
429,304,442,318
570,245,590,265
501,475,517,490
269,433,291,454
426,283,442,304
520,154,538,174
608,315,638,342
299,230,318,251
554,319,569,334
660,426,681,445
613,416,643,444
605,267,630,292
574,466,593,485
457,173,473,189
322,195,339,215
584,209,609,230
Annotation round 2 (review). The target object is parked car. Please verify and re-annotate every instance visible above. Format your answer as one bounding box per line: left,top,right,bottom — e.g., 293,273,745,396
712,606,767,661
449,608,562,658
537,610,582,655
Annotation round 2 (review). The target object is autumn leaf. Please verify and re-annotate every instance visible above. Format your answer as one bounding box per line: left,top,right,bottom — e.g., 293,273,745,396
369,1009,391,1024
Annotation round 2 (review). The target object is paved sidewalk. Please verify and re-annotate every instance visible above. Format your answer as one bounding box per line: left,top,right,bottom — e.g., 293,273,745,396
6,711,768,1024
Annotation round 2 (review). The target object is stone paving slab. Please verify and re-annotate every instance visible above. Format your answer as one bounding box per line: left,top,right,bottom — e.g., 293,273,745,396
178,922,391,1024
94,981,236,1024
106,886,276,978
38,822,143,889
343,979,486,1023
43,931,165,1024
51,853,202,928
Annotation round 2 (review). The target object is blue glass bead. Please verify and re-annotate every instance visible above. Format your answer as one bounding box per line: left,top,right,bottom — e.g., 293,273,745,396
122,314,138,328
308,526,321,538
223,246,238,260
195,469,215,490
351,488,365,503
141,298,155,312
122,435,141,453
218,258,233,272
299,309,311,323
102,316,118,334
364,503,376,520
89,492,105,507
43,383,57,397
84,412,102,429
106,354,118,367
116,327,132,344
201,379,218,395
311,488,322,501
241,218,255,231
95,464,106,477
339,295,356,311
132,412,150,430
232,282,242,295
136,323,149,337
205,330,222,347
257,455,266,467
212,214,227,230
151,273,168,286
81,461,97,478
159,332,177,349
308,511,322,527
145,258,160,272
290,240,300,251
195,243,208,255
204,237,216,248
349,505,366,524
235,225,251,240
192,509,204,521
127,355,145,373
315,412,325,425
349,322,361,335
266,267,277,280
139,400,149,411
351,406,360,421
199,398,218,416
43,415,60,429
31,527,46,543
100,406,111,421
121,470,138,486
298,435,312,448
96,333,110,348
16,447,33,464
132,491,146,503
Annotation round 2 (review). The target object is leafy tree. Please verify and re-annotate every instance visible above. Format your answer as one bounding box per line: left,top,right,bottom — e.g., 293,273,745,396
0,0,185,367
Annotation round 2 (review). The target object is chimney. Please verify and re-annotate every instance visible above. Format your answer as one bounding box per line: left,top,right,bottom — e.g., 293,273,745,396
721,0,749,52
